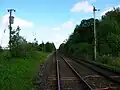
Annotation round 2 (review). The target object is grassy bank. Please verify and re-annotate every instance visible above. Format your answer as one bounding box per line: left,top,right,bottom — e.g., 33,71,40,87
0,51,49,90
97,55,120,69
83,54,120,69
73,53,120,70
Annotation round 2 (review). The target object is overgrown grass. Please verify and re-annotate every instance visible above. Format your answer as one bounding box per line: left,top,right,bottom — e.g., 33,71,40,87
97,55,120,69
77,53,120,70
0,51,49,90
108,58,120,69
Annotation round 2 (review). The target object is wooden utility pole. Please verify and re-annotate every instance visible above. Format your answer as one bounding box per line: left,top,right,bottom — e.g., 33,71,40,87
8,9,15,52
93,6,100,61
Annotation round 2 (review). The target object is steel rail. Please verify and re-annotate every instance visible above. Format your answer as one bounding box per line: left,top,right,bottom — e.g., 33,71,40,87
75,56,120,75
69,54,120,74
75,59,120,84
56,53,61,90
60,56,93,90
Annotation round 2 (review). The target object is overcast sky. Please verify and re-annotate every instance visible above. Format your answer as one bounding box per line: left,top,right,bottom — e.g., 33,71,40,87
0,0,120,48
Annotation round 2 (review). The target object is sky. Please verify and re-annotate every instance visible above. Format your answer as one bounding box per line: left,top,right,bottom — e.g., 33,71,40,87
0,0,120,48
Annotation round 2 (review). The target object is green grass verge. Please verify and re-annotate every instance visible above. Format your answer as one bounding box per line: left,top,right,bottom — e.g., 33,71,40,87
0,51,49,90
97,55,120,69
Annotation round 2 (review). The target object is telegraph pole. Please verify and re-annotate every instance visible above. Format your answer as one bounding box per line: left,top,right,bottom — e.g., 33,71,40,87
93,6,100,61
8,9,15,52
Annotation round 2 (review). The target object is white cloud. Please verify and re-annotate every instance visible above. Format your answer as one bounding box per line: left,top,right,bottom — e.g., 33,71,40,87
100,5,120,16
13,17,33,28
53,21,75,48
62,21,75,29
100,8,113,16
0,14,34,47
1,14,34,29
54,34,66,48
51,27,61,31
53,21,75,31
33,20,75,49
71,1,93,12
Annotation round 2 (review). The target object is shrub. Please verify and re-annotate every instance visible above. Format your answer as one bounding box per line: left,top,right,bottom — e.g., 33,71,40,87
110,58,120,68
97,55,112,64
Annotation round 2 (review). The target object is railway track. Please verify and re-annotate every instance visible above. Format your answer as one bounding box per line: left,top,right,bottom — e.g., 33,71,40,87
57,55,92,90
38,52,93,90
34,52,120,90
61,55,120,90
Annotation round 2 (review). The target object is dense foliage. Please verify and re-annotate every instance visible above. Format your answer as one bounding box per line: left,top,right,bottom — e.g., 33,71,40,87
0,46,3,52
38,41,56,52
5,26,56,58
59,7,120,61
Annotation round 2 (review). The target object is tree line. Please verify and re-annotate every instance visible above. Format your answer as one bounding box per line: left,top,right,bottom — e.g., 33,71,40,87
0,26,56,58
59,7,120,63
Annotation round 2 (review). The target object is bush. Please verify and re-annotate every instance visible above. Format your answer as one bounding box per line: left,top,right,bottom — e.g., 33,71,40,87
72,43,93,59
0,51,11,62
110,58,120,68
97,55,112,64
0,46,3,52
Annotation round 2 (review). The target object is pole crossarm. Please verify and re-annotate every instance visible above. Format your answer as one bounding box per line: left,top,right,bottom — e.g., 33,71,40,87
93,6,100,12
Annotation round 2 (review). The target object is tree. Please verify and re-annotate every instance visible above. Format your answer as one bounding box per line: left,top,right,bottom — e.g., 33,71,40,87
102,7,120,24
44,42,56,52
59,18,99,58
38,41,45,51
97,7,120,56
10,26,31,57
59,7,120,59
0,46,3,52
38,42,55,52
